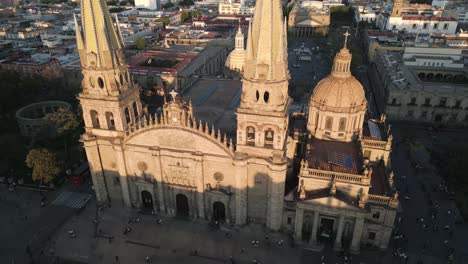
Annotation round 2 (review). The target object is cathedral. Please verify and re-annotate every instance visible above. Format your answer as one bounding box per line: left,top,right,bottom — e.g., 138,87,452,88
75,0,398,253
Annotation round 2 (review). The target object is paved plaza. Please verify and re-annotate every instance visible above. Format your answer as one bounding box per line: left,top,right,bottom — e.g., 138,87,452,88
2,125,468,264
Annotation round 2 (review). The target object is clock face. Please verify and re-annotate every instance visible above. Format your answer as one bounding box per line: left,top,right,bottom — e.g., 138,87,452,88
172,117,178,122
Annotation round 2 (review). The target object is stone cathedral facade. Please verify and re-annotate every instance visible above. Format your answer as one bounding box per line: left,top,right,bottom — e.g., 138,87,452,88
76,0,398,253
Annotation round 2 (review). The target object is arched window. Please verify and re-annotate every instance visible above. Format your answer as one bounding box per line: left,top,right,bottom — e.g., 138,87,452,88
246,126,255,146
264,129,274,148
106,112,115,130
90,110,100,128
338,117,347,132
132,102,138,118
325,116,333,130
124,107,131,124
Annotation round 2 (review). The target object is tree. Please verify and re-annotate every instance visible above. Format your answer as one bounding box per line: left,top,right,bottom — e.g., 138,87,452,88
46,108,79,135
46,108,79,157
156,17,170,25
26,148,60,184
162,2,174,8
178,0,194,7
134,37,145,50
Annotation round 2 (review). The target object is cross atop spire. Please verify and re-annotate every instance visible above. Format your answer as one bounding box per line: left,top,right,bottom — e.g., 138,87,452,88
169,89,178,101
343,30,350,49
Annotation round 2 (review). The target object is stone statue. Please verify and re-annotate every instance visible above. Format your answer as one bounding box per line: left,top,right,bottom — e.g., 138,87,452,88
298,180,306,200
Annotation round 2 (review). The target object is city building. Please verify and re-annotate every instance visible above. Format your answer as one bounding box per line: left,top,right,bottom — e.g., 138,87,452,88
374,49,468,125
378,0,458,35
75,0,398,252
288,1,331,37
218,0,254,16
135,0,160,10
129,46,228,91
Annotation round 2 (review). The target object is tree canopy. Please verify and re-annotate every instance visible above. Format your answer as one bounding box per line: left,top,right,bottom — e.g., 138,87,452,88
156,17,170,25
134,37,145,50
26,148,60,184
162,2,174,8
46,107,79,135
178,0,194,7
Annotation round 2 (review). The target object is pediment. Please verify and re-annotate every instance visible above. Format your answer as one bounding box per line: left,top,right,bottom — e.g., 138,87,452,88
124,127,233,157
303,196,359,210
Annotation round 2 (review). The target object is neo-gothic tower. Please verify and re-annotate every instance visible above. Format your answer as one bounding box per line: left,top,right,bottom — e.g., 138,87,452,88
76,0,141,205
75,0,142,133
235,0,290,230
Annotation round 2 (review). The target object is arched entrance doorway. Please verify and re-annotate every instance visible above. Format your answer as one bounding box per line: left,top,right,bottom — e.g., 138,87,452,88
176,194,189,218
212,201,226,222
141,191,153,210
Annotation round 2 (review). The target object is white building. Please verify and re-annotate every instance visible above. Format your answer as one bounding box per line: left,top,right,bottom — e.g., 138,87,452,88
403,47,466,68
219,2,254,15
135,0,159,10
380,0,458,35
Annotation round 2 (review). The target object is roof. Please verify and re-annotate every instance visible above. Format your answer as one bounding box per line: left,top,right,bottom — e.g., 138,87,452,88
307,137,363,175
368,162,390,196
401,15,457,22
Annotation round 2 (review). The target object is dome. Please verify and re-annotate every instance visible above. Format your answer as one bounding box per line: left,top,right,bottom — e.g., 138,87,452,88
225,49,246,72
310,47,366,111
310,74,366,110
225,25,246,72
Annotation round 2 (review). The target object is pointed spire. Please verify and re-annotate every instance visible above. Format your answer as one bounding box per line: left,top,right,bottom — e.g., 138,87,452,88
245,20,254,60
198,120,202,132
73,13,85,64
114,13,125,48
77,0,124,69
204,122,209,134
229,138,234,152
242,0,288,81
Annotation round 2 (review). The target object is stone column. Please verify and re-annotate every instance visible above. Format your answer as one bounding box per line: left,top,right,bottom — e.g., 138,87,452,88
309,210,320,246
333,215,345,251
233,154,248,225
114,143,132,207
350,217,365,254
294,208,304,241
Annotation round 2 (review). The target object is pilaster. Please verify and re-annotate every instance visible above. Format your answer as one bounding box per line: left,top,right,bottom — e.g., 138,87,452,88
333,214,345,251
350,217,365,254
82,135,108,204
294,208,304,241
151,147,166,213
309,210,319,246
193,152,205,219
114,142,131,207
266,161,287,231
233,154,248,225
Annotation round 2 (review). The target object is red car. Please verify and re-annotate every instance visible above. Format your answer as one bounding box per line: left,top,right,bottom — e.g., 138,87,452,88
70,162,90,185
